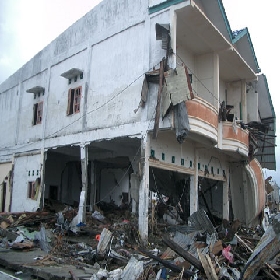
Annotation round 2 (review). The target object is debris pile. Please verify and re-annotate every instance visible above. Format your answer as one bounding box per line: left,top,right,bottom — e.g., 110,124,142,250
1,204,280,279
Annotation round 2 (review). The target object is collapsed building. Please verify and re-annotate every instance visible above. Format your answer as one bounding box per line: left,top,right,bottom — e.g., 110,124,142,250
0,0,276,243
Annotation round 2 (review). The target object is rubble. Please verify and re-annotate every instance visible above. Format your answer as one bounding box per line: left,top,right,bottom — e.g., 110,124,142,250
1,203,280,279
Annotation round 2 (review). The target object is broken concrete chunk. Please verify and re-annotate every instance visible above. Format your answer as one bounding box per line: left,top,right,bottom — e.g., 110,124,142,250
96,228,112,255
92,211,105,221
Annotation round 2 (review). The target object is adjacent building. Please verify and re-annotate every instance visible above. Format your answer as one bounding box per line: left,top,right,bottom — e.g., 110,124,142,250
0,0,276,242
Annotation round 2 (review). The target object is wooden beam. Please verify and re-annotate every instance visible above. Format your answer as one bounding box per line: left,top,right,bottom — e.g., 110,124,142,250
138,247,195,278
162,235,204,271
153,59,164,139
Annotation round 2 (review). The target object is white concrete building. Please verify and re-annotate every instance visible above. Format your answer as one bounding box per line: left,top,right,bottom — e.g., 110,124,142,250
0,0,276,242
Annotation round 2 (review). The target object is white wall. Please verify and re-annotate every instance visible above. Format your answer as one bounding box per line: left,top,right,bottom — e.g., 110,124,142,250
0,86,20,148
195,53,215,105
0,162,12,211
17,70,48,144
150,132,228,176
247,87,258,122
226,81,242,120
87,24,146,130
219,79,227,104
12,154,41,212
46,50,87,137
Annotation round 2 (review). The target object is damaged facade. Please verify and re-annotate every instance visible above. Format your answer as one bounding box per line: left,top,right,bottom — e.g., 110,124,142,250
0,0,276,243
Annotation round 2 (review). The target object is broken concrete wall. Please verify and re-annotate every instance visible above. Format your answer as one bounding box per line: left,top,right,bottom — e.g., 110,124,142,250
12,153,41,212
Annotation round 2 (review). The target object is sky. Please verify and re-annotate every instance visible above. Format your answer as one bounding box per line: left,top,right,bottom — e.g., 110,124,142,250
0,0,279,183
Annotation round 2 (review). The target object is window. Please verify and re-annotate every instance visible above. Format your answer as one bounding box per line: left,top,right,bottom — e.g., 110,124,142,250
67,86,82,115
28,178,40,200
33,101,43,125
28,181,35,199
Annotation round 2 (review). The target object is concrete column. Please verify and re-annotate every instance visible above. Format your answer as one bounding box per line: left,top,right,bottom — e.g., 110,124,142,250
222,178,229,220
241,80,247,123
78,144,88,223
39,149,46,211
214,53,223,149
190,148,199,214
169,7,177,69
138,134,150,244
243,168,250,225
89,161,96,212
213,53,219,109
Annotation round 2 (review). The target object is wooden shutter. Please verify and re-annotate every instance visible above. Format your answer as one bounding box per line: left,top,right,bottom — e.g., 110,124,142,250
37,101,43,124
67,89,75,115
32,103,38,125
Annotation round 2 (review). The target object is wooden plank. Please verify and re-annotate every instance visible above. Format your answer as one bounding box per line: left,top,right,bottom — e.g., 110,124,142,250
197,249,218,280
162,235,204,271
138,247,195,278
153,59,164,139
184,65,194,99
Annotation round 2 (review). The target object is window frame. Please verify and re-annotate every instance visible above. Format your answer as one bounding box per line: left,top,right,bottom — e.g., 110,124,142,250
32,101,43,125
28,181,35,199
67,86,82,115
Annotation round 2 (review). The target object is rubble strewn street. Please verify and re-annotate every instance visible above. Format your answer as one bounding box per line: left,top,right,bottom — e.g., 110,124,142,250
1,201,280,280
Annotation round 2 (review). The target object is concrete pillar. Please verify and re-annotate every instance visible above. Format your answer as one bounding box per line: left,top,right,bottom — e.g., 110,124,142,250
241,80,247,123
190,148,199,214
39,149,46,211
138,134,150,244
243,168,250,225
213,53,219,109
89,161,96,212
78,144,88,223
169,7,177,69
222,178,229,220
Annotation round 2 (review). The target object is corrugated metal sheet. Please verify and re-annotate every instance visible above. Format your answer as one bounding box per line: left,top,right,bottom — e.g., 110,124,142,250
121,257,144,280
255,74,276,170
188,209,216,234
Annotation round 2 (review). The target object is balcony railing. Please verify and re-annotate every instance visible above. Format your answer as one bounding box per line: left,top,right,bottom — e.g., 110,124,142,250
185,96,218,143
222,122,249,156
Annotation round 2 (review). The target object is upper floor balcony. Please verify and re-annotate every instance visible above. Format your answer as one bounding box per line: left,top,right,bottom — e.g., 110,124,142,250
222,121,249,157
185,97,218,144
